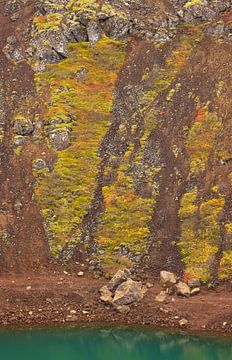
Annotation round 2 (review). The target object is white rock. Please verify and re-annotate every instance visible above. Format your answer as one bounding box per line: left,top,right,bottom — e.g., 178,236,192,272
78,271,84,276
155,291,167,303
82,310,89,315
179,318,188,327
160,271,177,287
190,287,200,296
176,281,190,297
99,285,113,303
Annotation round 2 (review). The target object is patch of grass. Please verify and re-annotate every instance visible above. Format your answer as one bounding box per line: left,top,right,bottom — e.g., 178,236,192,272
96,147,154,257
178,190,225,282
187,107,222,175
34,37,126,255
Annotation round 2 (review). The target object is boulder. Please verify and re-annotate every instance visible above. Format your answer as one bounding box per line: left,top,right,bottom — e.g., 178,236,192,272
175,281,190,297
48,129,70,150
87,21,101,43
160,271,177,287
99,285,113,303
112,278,146,306
108,268,131,291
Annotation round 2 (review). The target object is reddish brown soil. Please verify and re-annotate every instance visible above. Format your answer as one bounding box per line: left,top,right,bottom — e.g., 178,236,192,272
0,271,231,336
0,1,49,273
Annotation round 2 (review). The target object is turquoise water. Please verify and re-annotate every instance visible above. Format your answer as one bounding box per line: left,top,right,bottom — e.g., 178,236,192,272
0,327,231,360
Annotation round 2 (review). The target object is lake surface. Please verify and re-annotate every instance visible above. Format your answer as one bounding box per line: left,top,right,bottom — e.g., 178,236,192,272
0,326,231,360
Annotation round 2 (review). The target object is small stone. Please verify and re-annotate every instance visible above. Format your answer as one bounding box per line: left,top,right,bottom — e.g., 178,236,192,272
223,322,227,327
26,286,31,290
159,307,169,314
63,271,68,275
116,305,130,314
146,282,153,288
66,315,78,322
155,291,167,303
78,271,84,276
99,285,113,303
70,310,77,314
33,159,47,170
160,271,177,287
14,116,33,136
14,200,23,212
190,287,200,296
6,36,17,45
82,310,89,315
28,311,33,316
179,318,188,327
10,14,20,22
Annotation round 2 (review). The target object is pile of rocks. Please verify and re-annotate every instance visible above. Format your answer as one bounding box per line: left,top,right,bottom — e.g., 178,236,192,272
99,269,147,313
156,270,201,302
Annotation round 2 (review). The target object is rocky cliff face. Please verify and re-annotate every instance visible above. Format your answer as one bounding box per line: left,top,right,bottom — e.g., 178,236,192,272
0,0,232,281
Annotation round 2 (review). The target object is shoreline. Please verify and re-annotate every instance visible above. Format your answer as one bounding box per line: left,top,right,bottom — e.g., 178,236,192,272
0,272,231,337
1,320,232,342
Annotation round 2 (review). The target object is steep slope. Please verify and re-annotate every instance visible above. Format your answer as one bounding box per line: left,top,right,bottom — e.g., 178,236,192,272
0,0,231,283
0,1,49,273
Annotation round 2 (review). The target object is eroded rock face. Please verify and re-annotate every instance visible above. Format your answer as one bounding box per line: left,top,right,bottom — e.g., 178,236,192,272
4,0,231,281
28,0,231,71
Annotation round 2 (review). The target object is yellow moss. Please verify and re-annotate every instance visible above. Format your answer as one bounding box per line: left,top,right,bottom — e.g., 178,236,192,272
33,13,63,33
34,37,126,254
143,29,203,107
96,147,154,256
178,190,225,282
187,109,222,175
184,0,205,8
219,251,232,279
